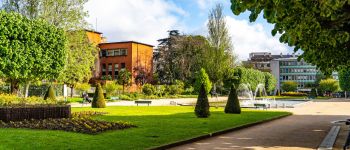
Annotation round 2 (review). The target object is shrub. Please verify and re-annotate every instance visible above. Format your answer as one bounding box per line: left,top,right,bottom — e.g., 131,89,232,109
183,86,194,95
0,94,61,106
142,84,156,95
225,85,241,114
75,83,91,96
194,68,212,94
119,95,132,100
103,82,120,97
194,84,210,118
92,83,106,108
281,81,298,92
263,72,277,94
44,86,56,101
281,92,307,96
155,85,167,96
165,80,184,95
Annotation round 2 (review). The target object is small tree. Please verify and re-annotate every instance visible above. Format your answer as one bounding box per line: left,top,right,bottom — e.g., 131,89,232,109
117,69,132,93
319,78,339,96
194,68,212,94
103,82,119,97
281,81,298,92
339,69,350,98
75,83,91,96
92,83,106,108
225,85,241,114
195,84,210,118
44,86,56,101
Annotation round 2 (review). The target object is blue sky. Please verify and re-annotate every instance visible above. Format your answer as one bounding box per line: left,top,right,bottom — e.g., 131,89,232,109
1,0,293,60
84,0,292,60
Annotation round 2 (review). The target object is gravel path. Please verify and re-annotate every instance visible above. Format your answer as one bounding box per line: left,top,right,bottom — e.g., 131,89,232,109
169,99,350,150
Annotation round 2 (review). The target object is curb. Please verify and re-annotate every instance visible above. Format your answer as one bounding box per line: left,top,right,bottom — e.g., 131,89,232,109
149,113,292,150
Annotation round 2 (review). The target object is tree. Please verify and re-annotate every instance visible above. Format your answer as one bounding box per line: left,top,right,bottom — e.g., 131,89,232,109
237,67,265,91
0,11,66,94
263,72,277,95
310,88,317,99
230,1,350,72
117,69,131,92
194,68,212,94
195,84,210,118
205,3,235,91
225,85,241,114
339,69,350,98
281,81,298,92
1,0,88,30
44,86,56,101
103,82,120,97
74,83,91,96
58,31,98,97
319,78,339,96
1,0,91,97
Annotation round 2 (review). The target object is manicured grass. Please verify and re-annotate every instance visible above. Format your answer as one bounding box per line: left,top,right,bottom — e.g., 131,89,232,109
261,96,331,100
0,106,290,150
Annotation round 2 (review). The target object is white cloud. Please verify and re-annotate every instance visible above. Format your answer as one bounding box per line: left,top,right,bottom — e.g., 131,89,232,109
84,0,186,46
225,16,290,60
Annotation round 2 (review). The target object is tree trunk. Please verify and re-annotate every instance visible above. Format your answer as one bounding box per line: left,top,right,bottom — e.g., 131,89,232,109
25,81,31,98
70,86,74,97
122,84,125,93
10,79,19,95
345,91,347,99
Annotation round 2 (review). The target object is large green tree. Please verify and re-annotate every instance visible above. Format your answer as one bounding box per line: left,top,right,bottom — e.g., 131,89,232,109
263,72,277,94
0,11,66,94
339,69,350,98
319,78,340,95
59,31,97,97
230,0,350,72
117,69,132,93
1,0,95,97
205,3,236,91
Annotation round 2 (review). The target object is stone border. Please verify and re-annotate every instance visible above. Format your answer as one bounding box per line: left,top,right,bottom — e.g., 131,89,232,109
149,113,292,150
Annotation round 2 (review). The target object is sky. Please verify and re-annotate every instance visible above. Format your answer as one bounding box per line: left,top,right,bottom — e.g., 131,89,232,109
86,0,293,60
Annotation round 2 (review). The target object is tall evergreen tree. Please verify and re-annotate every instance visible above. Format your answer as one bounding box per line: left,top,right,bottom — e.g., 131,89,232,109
225,85,241,114
195,84,210,118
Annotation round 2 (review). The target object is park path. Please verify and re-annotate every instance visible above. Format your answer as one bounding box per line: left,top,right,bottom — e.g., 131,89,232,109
169,99,350,150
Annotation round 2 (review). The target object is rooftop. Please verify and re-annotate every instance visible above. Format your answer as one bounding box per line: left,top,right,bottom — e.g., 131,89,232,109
99,41,154,47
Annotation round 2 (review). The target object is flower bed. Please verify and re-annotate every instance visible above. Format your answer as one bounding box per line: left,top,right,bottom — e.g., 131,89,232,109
0,105,71,122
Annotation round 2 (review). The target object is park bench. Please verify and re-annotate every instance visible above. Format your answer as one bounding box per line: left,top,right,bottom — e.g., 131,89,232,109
135,100,152,106
254,103,267,110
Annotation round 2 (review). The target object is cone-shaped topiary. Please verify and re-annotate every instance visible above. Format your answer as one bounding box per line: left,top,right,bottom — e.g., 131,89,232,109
225,84,241,114
92,83,106,108
44,86,56,100
194,84,210,118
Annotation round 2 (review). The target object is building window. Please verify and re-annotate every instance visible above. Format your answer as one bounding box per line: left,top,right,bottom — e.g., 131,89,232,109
267,64,270,67
102,49,128,57
108,64,112,75
114,64,119,79
102,64,106,76
107,50,114,56
121,63,126,69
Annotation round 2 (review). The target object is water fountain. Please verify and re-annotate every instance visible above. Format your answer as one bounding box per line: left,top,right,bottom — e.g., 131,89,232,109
238,83,276,107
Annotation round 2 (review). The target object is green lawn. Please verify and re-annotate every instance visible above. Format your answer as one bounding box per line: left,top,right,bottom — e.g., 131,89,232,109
0,106,290,150
261,96,331,100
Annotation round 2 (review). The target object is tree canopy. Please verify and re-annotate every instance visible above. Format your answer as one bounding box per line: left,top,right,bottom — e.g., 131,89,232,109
230,0,350,72
0,11,66,93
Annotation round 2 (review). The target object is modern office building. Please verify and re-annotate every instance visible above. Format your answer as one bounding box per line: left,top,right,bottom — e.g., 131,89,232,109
246,52,297,72
98,41,154,82
85,30,154,88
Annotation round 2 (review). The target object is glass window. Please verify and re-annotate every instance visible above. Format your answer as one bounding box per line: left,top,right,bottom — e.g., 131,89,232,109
107,50,114,56
121,63,126,70
102,64,106,76
114,64,119,79
114,50,120,56
108,64,112,75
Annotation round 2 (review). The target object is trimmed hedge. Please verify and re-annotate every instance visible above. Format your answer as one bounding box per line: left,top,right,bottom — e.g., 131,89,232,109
281,92,307,96
92,83,106,108
194,84,210,118
225,85,241,114
0,105,70,122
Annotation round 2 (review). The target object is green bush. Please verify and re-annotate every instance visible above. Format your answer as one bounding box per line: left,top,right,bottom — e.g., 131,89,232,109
155,85,167,96
281,81,298,92
165,80,185,95
75,83,91,96
103,82,121,97
92,83,106,108
0,94,61,106
183,86,194,95
194,68,212,94
281,92,307,96
319,78,339,93
119,95,132,100
263,72,277,94
194,84,210,118
44,86,56,101
142,84,156,95
225,85,241,114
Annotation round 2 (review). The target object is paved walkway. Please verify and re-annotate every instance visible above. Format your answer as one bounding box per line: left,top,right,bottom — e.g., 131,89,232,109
170,99,350,150
70,97,227,107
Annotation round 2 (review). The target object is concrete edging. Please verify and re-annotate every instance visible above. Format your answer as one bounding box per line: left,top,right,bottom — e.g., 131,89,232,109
149,113,292,150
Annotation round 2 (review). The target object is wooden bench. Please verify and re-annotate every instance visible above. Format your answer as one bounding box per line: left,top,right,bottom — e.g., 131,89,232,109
135,100,152,106
254,103,267,110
